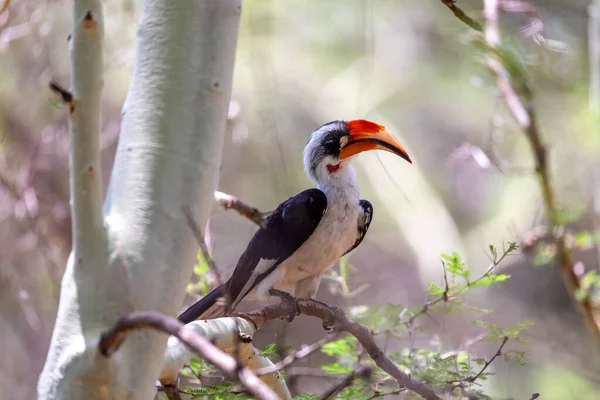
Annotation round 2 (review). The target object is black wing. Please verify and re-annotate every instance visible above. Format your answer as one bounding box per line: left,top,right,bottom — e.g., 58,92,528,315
343,199,373,256
178,189,327,323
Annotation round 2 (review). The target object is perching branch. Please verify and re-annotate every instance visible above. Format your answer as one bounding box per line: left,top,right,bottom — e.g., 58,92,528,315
439,0,483,32
481,0,600,343
98,311,280,400
214,191,268,228
241,300,443,400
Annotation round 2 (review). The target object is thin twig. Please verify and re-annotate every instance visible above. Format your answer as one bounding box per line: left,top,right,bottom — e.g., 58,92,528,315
320,366,372,400
406,249,513,326
98,311,279,400
441,261,449,303
468,336,508,382
214,191,268,228
365,389,407,400
287,367,335,379
482,0,600,343
49,82,75,113
255,334,339,376
241,300,443,400
440,0,483,32
184,208,244,372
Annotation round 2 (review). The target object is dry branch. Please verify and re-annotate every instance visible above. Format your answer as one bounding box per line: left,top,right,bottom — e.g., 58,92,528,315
98,311,280,400
481,0,600,343
214,191,268,228
440,0,483,32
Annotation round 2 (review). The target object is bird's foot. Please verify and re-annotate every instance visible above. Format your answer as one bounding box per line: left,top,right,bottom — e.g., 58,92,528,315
269,289,301,322
308,299,341,331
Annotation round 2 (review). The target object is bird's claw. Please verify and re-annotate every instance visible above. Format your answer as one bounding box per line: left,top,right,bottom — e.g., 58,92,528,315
269,289,301,322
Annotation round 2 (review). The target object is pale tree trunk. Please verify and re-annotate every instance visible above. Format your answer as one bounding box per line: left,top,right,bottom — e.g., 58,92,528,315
38,0,241,398
591,0,600,269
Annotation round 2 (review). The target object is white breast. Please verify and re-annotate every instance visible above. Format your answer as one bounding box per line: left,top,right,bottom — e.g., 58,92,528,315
254,163,361,297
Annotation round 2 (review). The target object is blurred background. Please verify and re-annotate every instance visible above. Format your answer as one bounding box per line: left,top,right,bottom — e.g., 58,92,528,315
1,0,599,399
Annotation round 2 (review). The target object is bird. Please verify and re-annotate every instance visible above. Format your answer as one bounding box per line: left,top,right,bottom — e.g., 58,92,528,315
178,119,412,323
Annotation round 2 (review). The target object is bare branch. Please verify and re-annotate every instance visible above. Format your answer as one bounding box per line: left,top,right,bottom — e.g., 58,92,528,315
214,191,268,228
482,0,600,343
49,82,74,106
241,300,442,400
98,311,280,400
440,0,483,32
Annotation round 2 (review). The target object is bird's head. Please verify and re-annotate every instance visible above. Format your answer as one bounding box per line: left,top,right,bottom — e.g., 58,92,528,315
303,119,412,184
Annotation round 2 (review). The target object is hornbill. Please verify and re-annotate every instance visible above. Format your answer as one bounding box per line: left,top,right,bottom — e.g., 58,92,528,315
178,119,411,323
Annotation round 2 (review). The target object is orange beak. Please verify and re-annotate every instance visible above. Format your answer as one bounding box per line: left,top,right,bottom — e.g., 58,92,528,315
338,119,412,163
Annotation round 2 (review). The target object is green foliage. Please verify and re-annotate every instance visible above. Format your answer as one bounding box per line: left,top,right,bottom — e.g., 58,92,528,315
321,337,359,376
441,252,471,279
181,244,532,400
575,270,600,302
293,394,320,400
259,343,292,362
183,383,248,400
182,356,219,379
186,249,211,296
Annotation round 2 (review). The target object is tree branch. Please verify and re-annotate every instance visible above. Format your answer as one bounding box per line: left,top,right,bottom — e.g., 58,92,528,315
254,335,338,376
467,336,508,382
482,0,600,344
320,365,372,400
67,5,106,273
241,300,442,400
158,316,291,399
214,191,268,228
98,311,280,400
440,0,483,32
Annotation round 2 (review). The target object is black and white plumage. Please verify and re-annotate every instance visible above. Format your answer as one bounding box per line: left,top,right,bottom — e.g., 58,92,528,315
178,120,411,323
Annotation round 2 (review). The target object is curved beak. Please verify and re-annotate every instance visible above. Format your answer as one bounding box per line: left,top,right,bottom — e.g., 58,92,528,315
338,119,412,163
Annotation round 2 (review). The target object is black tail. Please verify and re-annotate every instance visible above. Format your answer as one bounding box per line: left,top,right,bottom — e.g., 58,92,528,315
177,284,227,324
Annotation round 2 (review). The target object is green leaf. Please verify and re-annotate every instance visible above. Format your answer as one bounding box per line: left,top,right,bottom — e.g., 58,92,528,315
294,394,320,400
427,283,445,295
574,231,598,250
441,252,471,279
471,274,511,287
321,337,356,357
321,362,352,375
259,343,291,361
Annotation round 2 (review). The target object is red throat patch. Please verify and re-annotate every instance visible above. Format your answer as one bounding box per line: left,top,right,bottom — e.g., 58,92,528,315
327,164,340,173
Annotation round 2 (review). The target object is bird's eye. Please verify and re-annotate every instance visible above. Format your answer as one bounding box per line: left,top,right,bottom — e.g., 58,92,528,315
322,137,340,154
